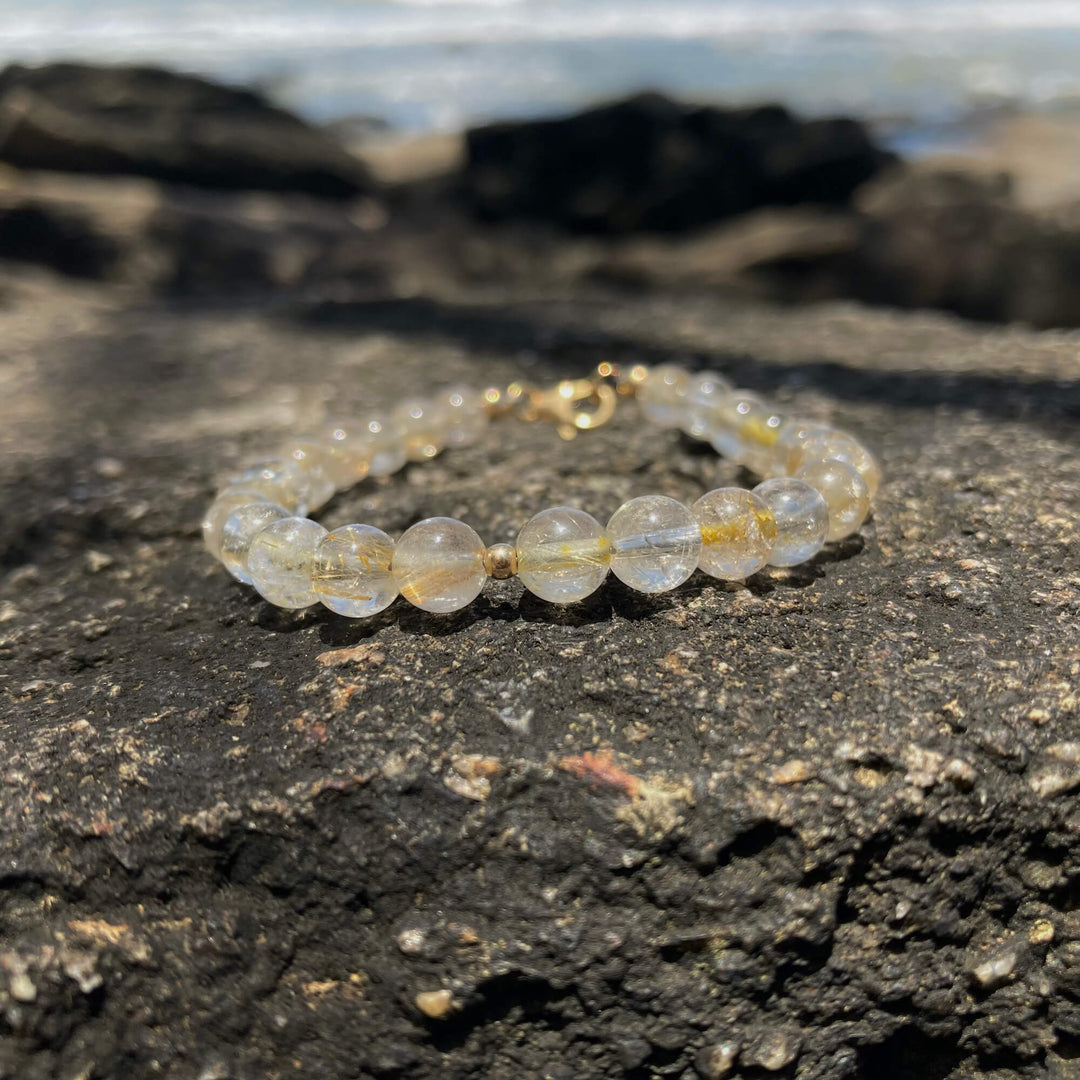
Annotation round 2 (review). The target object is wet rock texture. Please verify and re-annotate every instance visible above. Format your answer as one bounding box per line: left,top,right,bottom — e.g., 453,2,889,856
1,270,1079,1080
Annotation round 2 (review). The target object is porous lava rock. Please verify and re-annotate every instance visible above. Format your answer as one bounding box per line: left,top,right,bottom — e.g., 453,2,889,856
0,265,1078,1078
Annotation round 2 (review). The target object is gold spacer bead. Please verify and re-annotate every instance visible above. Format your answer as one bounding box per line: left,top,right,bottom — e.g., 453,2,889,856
484,542,518,579
482,382,527,418
618,363,649,395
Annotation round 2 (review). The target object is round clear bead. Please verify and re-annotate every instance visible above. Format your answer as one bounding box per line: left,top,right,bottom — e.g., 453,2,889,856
203,489,267,559
359,415,409,476
692,487,777,580
708,391,783,470
313,524,398,617
790,429,880,498
329,415,407,477
768,418,828,478
219,502,291,583
753,478,829,567
739,407,785,476
440,385,489,448
516,507,611,603
637,364,691,428
607,495,701,593
247,517,328,608
321,419,376,487
680,371,734,440
392,517,487,613
393,398,450,462
795,459,871,541
279,440,338,510
223,458,310,514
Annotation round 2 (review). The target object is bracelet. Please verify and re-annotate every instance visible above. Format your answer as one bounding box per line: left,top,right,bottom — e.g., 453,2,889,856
201,363,880,615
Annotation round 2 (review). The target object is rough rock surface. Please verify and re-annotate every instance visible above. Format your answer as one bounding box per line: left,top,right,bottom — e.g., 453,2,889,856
0,63,372,197
1,266,1079,1080
464,92,894,233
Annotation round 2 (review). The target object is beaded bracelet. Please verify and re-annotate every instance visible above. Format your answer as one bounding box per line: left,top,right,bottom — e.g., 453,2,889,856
201,363,880,615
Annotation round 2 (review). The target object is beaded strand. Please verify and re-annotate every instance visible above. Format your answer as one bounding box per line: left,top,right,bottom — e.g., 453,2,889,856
202,364,879,614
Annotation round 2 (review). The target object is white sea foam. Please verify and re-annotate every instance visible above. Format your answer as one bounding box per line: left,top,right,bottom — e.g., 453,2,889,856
5,1,1080,55
2,0,1079,137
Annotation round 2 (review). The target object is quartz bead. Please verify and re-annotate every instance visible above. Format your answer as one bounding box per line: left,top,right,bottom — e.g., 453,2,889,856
360,415,409,476
708,390,783,472
313,524,398,617
328,415,407,477
224,458,310,514
790,429,881,498
220,501,291,583
692,487,777,580
753,478,829,567
322,420,375,487
279,440,338,510
393,398,449,462
203,489,267,559
768,418,827,478
637,364,691,428
607,495,701,593
392,517,487,613
795,459,871,541
738,404,786,476
440,386,489,448
247,517,328,608
681,370,734,440
516,507,611,603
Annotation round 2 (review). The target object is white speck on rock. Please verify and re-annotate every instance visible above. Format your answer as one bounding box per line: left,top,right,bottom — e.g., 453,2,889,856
93,457,125,478
61,950,103,994
1028,742,1080,798
902,744,944,788
415,988,455,1018
9,971,36,1002
942,758,977,788
444,754,501,801
85,550,114,573
698,1040,740,1078
744,1029,800,1071
396,928,427,955
498,705,534,734
1046,742,1080,762
970,941,1024,990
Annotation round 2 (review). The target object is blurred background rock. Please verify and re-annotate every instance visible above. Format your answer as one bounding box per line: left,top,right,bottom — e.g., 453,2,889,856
3,8,1080,1080
3,1,1080,324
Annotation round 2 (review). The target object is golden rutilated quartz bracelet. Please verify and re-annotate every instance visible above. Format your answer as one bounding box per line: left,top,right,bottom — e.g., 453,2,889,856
202,363,879,615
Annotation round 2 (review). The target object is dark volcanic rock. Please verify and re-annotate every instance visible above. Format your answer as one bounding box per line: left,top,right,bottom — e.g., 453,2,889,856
0,62,372,197
1,269,1079,1078
586,170,1080,329
0,170,390,291
0,198,122,279
464,92,895,234
847,167,1080,328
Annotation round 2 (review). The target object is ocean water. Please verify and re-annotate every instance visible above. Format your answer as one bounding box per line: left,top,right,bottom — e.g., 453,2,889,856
2,0,1080,148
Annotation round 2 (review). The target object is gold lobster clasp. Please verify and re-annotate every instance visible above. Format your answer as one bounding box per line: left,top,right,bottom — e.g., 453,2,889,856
519,376,618,440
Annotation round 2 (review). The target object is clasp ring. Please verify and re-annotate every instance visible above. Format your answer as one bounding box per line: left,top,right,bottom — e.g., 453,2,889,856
520,377,618,440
